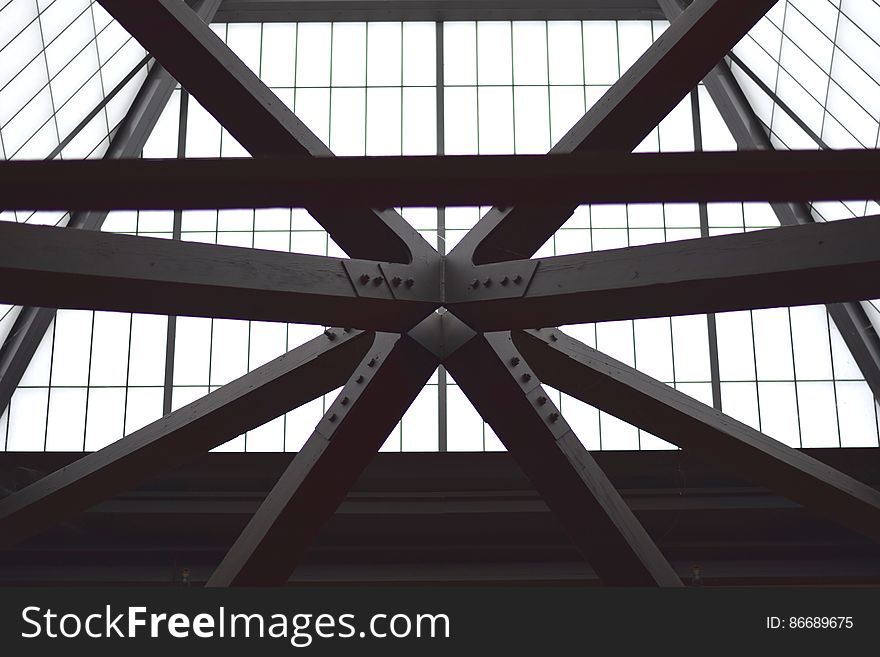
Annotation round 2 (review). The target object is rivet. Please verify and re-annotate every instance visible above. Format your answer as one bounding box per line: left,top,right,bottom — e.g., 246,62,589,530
368,358,377,367
391,276,403,287
358,273,371,285
329,413,338,422
500,276,510,286
405,278,415,288
483,278,492,287
548,412,560,423
521,373,531,382
356,375,365,384
537,395,547,406
324,329,336,341
549,333,558,342
513,274,523,284
510,357,520,366
470,279,480,289
341,396,350,406
372,276,383,286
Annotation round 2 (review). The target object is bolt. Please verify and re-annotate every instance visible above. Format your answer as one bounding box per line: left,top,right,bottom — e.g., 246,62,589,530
470,279,480,289
368,358,377,368
356,375,365,384
358,273,371,285
372,276,384,286
343,327,352,333
500,276,510,286
405,278,415,288
521,373,531,382
324,329,336,341
510,357,520,366
549,333,558,342
483,278,492,287
391,276,402,287
548,412,560,423
536,395,547,406
513,274,523,285
329,413,338,423
341,396,350,406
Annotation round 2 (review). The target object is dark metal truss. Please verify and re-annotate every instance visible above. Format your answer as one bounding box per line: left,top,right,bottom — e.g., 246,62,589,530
1,0,879,587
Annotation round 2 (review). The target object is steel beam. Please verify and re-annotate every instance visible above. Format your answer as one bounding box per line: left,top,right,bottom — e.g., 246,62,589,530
207,330,437,586
444,328,681,586
215,0,665,22
514,328,880,543
0,0,223,418
449,216,880,331
0,222,437,331
97,0,434,264
3,150,879,211
0,329,373,548
449,0,778,264
660,0,880,404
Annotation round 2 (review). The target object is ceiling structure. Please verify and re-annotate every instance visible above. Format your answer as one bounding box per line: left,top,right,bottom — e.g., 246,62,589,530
0,0,879,586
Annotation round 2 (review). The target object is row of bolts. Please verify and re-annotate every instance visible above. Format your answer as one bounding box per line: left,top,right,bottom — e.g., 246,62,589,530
356,273,527,289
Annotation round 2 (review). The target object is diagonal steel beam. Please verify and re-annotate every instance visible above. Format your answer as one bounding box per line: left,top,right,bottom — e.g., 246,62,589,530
0,0,223,419
0,329,372,549
660,0,880,403
3,149,880,211
449,0,778,264
0,222,437,331
514,328,880,543
448,215,880,331
444,327,682,586
207,329,437,586
97,0,435,265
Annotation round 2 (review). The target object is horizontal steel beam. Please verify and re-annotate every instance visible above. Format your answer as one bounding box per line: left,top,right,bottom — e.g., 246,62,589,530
450,0,778,264
514,328,880,544
0,329,373,548
445,329,682,586
0,222,437,331
98,0,433,264
2,150,879,211
448,215,880,330
214,0,664,22
208,330,438,586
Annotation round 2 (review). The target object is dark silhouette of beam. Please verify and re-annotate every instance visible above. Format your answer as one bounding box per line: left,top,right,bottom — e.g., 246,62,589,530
0,329,373,548
98,0,434,264
514,328,880,543
448,215,880,331
660,0,880,404
448,0,778,264
0,0,223,420
207,330,437,586
215,0,665,23
445,328,682,586
3,149,880,211
0,222,437,331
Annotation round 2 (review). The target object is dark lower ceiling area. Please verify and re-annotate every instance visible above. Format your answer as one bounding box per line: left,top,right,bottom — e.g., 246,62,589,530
2,449,878,587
